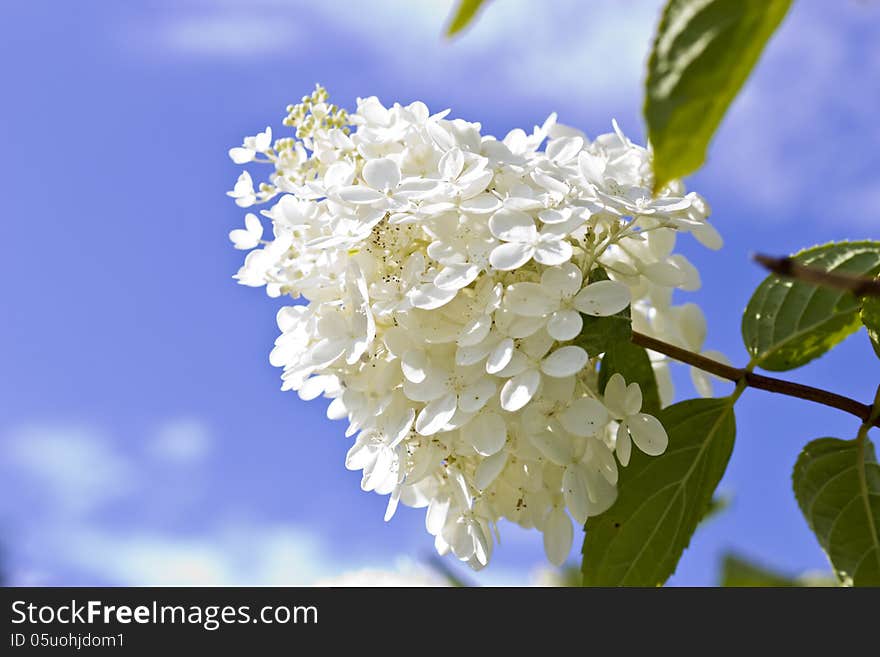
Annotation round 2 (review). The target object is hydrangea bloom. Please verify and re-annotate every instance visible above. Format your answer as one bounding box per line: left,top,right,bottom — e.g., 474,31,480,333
227,86,721,569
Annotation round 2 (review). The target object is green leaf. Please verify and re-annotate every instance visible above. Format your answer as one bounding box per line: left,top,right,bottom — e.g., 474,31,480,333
598,341,662,416
645,0,792,192
582,397,736,586
742,241,880,371
860,295,880,359
445,0,488,37
575,268,632,356
792,436,880,586
719,553,800,587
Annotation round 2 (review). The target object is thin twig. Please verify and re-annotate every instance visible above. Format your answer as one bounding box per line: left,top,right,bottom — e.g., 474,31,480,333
754,253,880,297
631,331,879,428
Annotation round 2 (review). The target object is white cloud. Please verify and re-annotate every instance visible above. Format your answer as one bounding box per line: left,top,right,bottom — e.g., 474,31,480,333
64,525,338,586
139,0,659,107
0,420,553,586
157,15,302,56
1,425,135,513
149,418,212,464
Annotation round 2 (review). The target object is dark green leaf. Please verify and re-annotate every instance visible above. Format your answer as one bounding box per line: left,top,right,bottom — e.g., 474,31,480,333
575,268,632,356
860,295,880,359
792,436,880,586
582,397,736,586
598,340,661,416
445,0,488,37
646,0,792,192
719,553,800,587
742,241,880,371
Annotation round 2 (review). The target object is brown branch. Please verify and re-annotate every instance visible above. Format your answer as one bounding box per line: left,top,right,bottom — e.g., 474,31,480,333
754,253,880,297
631,331,879,428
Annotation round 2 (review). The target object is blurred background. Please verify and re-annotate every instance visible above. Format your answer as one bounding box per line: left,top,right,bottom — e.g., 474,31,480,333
1,0,878,586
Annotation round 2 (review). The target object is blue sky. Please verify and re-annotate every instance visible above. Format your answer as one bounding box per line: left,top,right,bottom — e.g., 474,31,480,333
1,0,879,586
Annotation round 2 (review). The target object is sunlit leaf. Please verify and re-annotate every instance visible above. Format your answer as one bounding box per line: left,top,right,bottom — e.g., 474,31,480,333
445,0,488,37
742,241,880,371
646,0,792,192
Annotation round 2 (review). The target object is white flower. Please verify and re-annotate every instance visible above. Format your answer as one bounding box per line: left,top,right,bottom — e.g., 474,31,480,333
228,126,272,164
227,171,256,208
504,262,631,341
603,373,668,465
228,213,263,250
488,208,573,270
226,85,719,570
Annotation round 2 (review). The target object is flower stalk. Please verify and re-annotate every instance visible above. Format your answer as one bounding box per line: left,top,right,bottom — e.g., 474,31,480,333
631,331,880,427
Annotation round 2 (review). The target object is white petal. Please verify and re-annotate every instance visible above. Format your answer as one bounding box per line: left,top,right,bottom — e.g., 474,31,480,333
537,208,570,224
457,315,492,347
578,150,606,185
384,406,416,447
415,393,458,435
403,374,449,402
615,422,632,466
384,486,401,521
459,377,497,413
362,157,401,191
543,507,574,566
488,208,537,242
540,346,588,378
486,337,515,374
229,228,259,250
489,242,535,271
627,413,668,456
470,411,507,456
533,237,573,266
623,382,643,416
475,450,508,490
298,375,328,401
493,350,529,378
690,367,714,398
323,161,355,188
563,463,591,525
505,282,557,317
456,342,491,366
460,193,501,214
336,185,385,204
425,497,450,535
499,368,541,411
693,222,723,250
603,373,628,418
587,439,619,485
540,262,582,296
558,398,609,437
401,349,428,383
228,147,255,164
547,309,583,341
642,261,685,287
529,430,572,466
435,263,480,290
439,148,464,180
409,284,457,309
572,280,631,316
677,303,707,351
546,135,584,163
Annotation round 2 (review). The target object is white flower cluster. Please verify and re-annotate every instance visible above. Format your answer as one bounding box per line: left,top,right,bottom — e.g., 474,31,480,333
227,86,721,569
